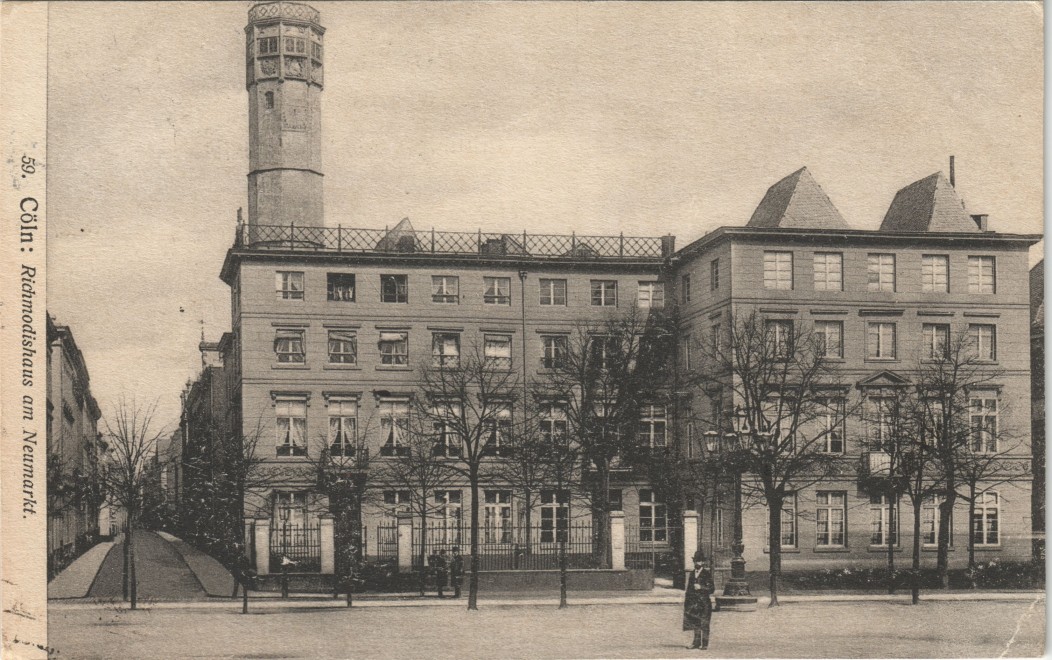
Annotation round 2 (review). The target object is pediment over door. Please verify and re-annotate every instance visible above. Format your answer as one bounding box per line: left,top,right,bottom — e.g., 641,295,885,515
855,370,911,389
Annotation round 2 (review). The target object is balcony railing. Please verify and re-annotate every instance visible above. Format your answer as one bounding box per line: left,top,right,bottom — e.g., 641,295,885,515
865,451,891,475
235,223,672,260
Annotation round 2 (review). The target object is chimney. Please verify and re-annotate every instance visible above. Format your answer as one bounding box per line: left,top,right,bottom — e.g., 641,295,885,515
971,214,989,231
949,156,955,188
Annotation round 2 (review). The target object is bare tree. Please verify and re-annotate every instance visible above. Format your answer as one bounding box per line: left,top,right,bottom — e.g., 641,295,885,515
412,339,522,610
101,398,166,610
914,330,1004,588
370,400,458,596
693,311,854,606
534,309,671,569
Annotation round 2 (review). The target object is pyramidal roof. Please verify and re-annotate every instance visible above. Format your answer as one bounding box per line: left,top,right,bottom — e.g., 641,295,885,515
746,167,850,230
880,172,978,233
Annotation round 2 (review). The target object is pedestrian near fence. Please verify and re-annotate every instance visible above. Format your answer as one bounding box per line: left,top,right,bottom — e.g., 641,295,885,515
683,550,715,650
450,546,464,598
430,549,448,598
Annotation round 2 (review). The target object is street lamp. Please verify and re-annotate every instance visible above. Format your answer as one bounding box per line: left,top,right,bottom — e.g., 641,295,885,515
710,406,758,611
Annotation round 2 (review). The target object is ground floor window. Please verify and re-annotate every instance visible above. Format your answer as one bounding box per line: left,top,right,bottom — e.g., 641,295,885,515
869,494,899,546
816,492,846,547
921,497,953,547
639,489,667,542
273,491,308,528
382,490,411,524
766,495,797,549
433,490,462,543
484,490,513,543
972,491,999,546
540,489,570,543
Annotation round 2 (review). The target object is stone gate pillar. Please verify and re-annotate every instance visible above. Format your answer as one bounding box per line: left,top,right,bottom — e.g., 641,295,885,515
682,510,699,572
254,517,271,576
396,511,414,573
319,515,335,574
610,510,626,570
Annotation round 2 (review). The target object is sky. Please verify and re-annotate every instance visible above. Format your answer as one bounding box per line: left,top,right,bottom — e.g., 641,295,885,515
46,1,1044,431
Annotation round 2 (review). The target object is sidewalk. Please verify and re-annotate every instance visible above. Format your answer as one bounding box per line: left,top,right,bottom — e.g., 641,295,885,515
47,540,115,599
155,531,235,597
50,587,1043,610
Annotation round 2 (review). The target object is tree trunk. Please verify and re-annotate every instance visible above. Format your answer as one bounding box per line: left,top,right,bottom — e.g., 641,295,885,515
911,497,922,605
936,482,956,589
129,525,138,610
767,495,782,608
122,519,130,601
523,495,533,555
887,492,896,594
468,469,480,610
418,510,428,597
967,485,977,588
558,538,568,609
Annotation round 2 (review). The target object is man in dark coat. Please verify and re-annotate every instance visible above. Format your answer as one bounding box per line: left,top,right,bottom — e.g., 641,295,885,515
449,546,464,598
683,550,715,650
432,549,449,598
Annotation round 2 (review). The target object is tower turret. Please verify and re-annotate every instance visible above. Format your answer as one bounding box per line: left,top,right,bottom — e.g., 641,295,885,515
245,1,324,227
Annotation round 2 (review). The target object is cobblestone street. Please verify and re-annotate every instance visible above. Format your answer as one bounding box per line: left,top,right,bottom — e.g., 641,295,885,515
49,597,1044,659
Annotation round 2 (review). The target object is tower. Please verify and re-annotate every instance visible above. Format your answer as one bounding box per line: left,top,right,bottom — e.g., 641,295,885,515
245,1,324,227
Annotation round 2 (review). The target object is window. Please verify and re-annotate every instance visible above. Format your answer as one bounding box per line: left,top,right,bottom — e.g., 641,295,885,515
589,335,619,370
484,335,512,369
710,324,722,354
814,321,843,358
327,330,357,364
327,273,355,302
972,491,999,546
637,282,665,309
817,398,844,453
380,274,408,303
681,274,692,304
431,403,462,458
968,324,996,361
923,324,949,360
710,259,720,291
434,491,462,543
382,490,411,524
639,405,667,448
922,255,949,292
539,279,567,306
681,334,692,371
763,251,793,290
968,256,996,294
258,36,279,54
276,271,304,300
484,277,511,305
327,399,357,456
866,322,896,359
870,494,899,546
816,492,846,547
969,390,998,453
273,491,307,527
482,404,512,456
264,91,275,109
274,329,305,363
541,335,568,369
591,280,617,306
813,252,843,291
431,333,460,367
609,489,623,511
765,319,793,359
639,489,667,542
540,489,570,543
921,497,946,546
431,276,459,304
540,402,568,444
379,332,409,366
868,394,896,448
766,495,797,548
276,398,307,457
311,42,322,59
867,254,896,292
285,36,306,53
379,399,409,456
484,491,513,543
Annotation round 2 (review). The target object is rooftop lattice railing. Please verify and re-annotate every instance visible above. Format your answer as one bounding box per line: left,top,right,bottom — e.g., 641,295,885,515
235,223,672,259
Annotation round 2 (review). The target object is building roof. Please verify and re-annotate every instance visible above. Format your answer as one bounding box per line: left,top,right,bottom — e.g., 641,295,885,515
746,167,850,230
880,172,979,233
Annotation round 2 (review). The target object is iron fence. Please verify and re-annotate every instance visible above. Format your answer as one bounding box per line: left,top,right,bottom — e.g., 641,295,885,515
625,523,680,570
374,523,398,561
393,522,600,570
270,523,321,572
237,223,669,260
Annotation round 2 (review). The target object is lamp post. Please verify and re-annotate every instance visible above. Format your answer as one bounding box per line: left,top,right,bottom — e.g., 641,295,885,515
706,407,758,611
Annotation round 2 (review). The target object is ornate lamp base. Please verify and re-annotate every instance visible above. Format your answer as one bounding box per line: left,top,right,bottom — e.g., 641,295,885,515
714,553,757,612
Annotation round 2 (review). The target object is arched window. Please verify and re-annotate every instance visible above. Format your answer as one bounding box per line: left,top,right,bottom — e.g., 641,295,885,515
264,91,274,110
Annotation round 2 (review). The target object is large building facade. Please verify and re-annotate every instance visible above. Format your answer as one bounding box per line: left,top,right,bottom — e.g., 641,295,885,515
191,2,1041,574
